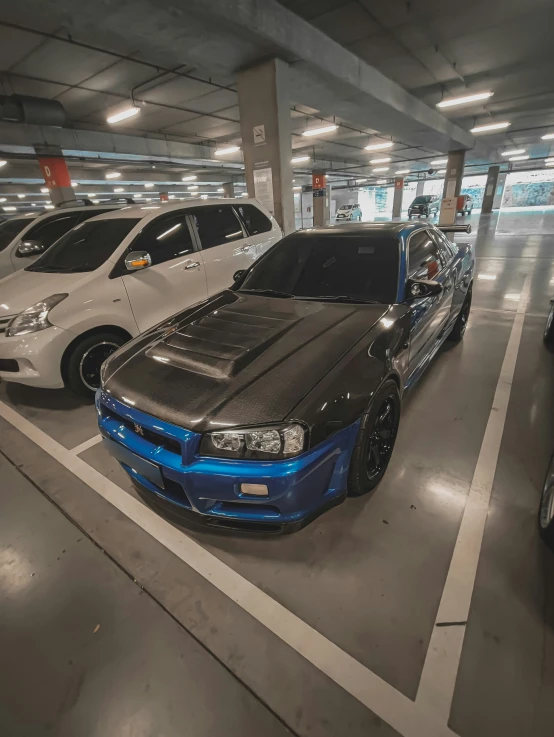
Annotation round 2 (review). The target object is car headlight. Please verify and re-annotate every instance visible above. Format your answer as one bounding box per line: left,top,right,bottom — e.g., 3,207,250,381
6,294,68,337
199,423,306,460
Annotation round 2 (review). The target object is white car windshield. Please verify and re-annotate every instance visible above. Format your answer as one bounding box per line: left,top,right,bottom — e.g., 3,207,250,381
26,218,140,274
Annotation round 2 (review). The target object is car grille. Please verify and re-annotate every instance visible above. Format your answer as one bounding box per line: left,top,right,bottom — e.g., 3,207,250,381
103,406,182,456
0,315,14,334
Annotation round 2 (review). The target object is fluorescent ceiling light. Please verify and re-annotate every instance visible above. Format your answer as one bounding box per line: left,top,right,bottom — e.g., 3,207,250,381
0,160,7,168
113,187,124,193
40,187,49,193
201,194,208,199
168,194,176,199
44,205,55,209
370,157,391,164
373,167,389,172
241,192,248,197
217,187,224,192
0,198,6,202
431,159,448,165
355,178,368,183
437,92,493,108
365,141,394,152
17,194,25,199
214,145,241,155
87,192,96,197
293,186,302,190
376,179,388,184
188,185,198,190
509,155,529,161
471,121,511,133
501,149,525,156
181,175,197,181
542,133,554,140
92,200,100,204
105,172,121,179
291,155,310,163
3,206,16,211
437,169,447,175
302,124,338,137
144,182,155,188
395,169,410,175
107,106,140,124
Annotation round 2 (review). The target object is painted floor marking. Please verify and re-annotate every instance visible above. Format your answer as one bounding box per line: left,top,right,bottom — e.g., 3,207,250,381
0,398,457,737
69,433,102,455
416,271,532,722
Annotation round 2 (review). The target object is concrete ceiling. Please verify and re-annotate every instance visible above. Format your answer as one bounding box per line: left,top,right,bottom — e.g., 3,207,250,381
0,0,551,194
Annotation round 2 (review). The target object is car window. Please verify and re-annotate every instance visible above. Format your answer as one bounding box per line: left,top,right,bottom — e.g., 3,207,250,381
235,204,272,235
408,230,442,279
22,212,82,249
130,213,194,266
431,228,457,260
0,219,30,253
238,232,399,304
412,196,432,204
26,218,140,273
190,205,244,249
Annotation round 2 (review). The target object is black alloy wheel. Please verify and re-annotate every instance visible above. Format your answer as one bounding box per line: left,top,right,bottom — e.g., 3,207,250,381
65,330,126,397
448,287,472,342
348,379,401,496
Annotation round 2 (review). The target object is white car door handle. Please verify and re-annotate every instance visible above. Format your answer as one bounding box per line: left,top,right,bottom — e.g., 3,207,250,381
235,244,252,253
183,260,201,270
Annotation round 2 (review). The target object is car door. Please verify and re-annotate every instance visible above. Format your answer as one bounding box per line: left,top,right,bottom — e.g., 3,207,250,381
234,202,280,258
121,210,208,332
406,229,448,370
428,228,456,332
188,204,253,295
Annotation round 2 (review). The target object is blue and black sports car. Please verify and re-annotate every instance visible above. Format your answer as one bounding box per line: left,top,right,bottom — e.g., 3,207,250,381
97,222,474,532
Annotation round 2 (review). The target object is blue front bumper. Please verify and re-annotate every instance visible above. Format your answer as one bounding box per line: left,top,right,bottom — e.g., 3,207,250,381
96,391,359,531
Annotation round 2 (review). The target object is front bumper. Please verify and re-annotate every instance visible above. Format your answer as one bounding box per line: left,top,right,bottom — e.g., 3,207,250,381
0,325,71,388
97,391,359,532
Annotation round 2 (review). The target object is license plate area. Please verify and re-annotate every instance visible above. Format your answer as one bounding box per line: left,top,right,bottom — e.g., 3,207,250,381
103,437,164,489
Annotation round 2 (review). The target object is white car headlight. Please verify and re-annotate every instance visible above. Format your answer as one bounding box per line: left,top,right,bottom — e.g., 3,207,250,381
6,294,68,337
199,423,306,459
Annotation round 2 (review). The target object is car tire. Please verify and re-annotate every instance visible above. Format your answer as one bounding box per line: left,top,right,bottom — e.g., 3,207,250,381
348,379,401,497
539,455,554,550
65,331,126,397
448,286,472,342
544,302,554,346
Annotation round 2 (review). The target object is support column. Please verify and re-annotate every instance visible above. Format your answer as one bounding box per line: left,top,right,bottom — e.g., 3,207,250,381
392,177,404,219
416,179,425,197
35,145,76,206
222,182,234,198
439,150,466,225
481,165,499,213
237,58,294,234
312,172,329,226
492,171,507,210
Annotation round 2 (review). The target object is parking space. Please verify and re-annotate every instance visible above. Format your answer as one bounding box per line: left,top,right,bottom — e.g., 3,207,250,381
1,211,554,737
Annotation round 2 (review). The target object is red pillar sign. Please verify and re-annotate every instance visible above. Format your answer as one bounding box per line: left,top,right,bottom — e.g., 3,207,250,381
394,177,404,190
312,172,326,197
38,157,71,189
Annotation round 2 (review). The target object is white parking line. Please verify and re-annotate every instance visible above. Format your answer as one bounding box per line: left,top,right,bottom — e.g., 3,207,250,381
0,398,457,737
69,434,102,455
416,271,532,721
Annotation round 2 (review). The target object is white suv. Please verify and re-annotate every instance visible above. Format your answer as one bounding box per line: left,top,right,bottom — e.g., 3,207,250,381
0,199,281,395
0,203,126,280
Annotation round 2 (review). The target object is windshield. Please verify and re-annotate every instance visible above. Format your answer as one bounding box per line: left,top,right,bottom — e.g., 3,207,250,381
26,218,140,273
0,218,31,253
412,196,432,204
237,232,399,304
339,205,354,210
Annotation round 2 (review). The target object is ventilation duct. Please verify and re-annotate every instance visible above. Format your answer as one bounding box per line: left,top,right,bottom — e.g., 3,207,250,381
0,95,66,127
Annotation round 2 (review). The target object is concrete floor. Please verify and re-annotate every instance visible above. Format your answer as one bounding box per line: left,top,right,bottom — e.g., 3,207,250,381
1,210,554,737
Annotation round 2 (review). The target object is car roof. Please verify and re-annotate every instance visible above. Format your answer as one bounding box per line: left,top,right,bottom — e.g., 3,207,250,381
296,222,430,239
86,198,261,222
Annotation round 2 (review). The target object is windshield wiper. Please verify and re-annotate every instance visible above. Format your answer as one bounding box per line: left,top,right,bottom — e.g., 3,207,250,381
297,295,380,304
239,288,294,298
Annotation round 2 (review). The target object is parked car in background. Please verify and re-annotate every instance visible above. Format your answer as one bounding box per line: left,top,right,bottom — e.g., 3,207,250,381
458,194,473,215
336,204,362,222
0,214,39,262
97,221,473,533
408,195,440,218
0,200,280,396
0,202,127,280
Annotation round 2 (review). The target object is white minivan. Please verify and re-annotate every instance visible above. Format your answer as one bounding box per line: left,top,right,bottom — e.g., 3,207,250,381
0,203,126,280
0,199,281,395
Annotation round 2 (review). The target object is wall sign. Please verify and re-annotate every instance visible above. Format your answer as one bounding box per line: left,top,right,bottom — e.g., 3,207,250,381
253,124,266,145
253,167,275,214
38,157,71,189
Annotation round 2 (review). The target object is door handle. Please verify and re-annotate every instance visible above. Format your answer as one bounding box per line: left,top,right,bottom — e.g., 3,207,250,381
183,261,200,270
235,244,252,253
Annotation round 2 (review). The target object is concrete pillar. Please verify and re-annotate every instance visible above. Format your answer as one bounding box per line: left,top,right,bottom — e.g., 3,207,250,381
442,150,465,200
222,182,234,198
481,165,500,213
416,179,425,197
492,171,508,210
35,145,76,206
392,177,404,219
237,58,294,234
312,172,329,226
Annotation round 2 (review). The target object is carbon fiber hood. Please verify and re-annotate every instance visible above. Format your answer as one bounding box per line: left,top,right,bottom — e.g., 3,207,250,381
103,290,388,431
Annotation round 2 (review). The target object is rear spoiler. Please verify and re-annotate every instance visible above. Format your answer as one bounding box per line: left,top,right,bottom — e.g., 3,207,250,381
438,224,471,234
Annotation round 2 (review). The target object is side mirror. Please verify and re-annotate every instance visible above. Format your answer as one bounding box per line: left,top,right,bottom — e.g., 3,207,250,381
233,269,246,282
16,239,46,257
125,251,152,271
406,278,443,300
